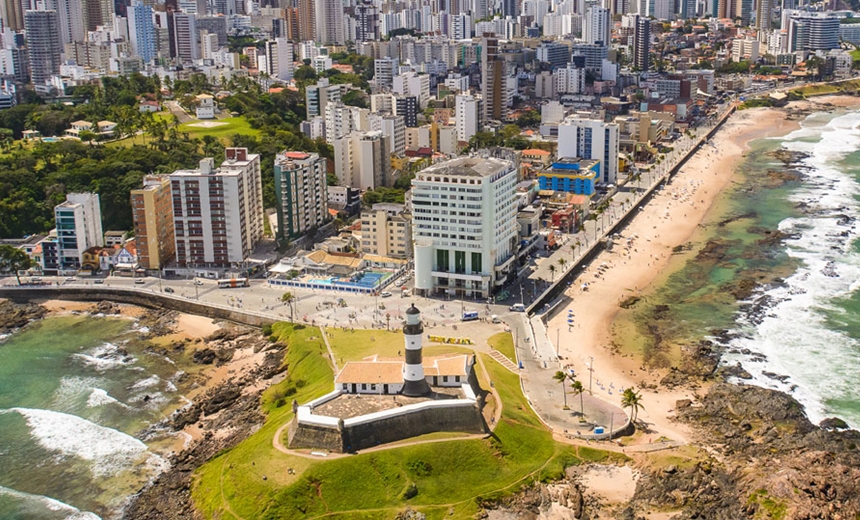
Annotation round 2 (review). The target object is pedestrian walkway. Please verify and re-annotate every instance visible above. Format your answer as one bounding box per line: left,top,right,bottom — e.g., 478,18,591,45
487,348,518,372
624,440,683,453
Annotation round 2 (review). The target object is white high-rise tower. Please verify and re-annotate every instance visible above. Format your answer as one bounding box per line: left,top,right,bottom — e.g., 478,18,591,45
401,304,430,396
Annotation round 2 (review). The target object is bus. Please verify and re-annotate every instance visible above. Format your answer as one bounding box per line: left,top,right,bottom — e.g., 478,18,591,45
461,311,479,322
217,278,249,288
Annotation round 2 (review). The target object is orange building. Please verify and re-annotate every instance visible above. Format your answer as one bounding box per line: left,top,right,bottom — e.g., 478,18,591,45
130,175,175,270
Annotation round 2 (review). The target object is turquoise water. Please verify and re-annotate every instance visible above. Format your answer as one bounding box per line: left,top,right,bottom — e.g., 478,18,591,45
0,316,191,519
621,107,860,427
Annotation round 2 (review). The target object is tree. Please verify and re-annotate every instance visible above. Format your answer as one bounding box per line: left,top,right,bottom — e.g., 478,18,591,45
548,263,556,282
281,291,296,322
558,258,567,272
517,110,541,128
570,379,585,418
0,245,33,285
554,371,569,409
621,388,644,422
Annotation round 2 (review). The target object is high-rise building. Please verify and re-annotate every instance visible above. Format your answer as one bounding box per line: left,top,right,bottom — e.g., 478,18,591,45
557,116,620,184
369,113,406,156
755,0,772,29
584,6,610,44
481,33,507,122
536,41,570,68
360,203,412,259
412,156,518,299
332,131,391,190
394,95,418,127
274,151,329,240
170,148,263,267
306,78,342,119
24,10,62,87
355,0,378,41
451,13,472,39
314,0,345,44
56,0,85,44
455,94,480,142
555,63,585,94
83,0,114,31
172,12,198,63
374,56,396,89
633,14,650,71
130,175,175,270
264,38,294,81
128,2,157,64
787,12,840,51
1,0,24,31
55,193,103,270
285,0,315,41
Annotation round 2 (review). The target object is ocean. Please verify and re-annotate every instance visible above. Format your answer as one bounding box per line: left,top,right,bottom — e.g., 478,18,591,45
617,106,860,429
0,315,192,519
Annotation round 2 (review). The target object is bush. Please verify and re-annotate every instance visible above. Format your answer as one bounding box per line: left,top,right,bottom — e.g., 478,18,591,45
401,482,418,499
275,398,286,408
262,324,273,336
295,379,307,388
406,459,432,477
284,387,297,397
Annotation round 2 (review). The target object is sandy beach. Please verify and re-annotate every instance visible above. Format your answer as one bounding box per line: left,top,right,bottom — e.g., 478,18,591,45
549,102,818,445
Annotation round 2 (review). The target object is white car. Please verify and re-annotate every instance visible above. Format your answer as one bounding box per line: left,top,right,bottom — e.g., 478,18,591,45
510,303,526,312
380,291,392,298
194,279,204,286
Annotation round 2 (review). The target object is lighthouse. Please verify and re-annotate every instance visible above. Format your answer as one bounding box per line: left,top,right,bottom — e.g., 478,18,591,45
401,304,430,396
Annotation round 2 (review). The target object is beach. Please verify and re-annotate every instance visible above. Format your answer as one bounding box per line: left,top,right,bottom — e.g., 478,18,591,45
547,100,843,445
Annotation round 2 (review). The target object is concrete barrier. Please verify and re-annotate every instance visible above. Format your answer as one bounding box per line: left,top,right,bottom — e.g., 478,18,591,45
0,286,278,328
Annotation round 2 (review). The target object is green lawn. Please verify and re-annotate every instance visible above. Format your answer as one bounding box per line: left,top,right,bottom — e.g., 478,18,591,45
191,324,625,519
326,328,473,365
178,116,261,141
487,332,516,364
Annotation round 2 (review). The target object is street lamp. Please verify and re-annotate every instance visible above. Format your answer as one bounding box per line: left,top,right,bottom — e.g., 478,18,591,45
588,356,594,395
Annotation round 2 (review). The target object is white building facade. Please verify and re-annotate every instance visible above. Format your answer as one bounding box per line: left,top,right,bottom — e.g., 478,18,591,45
412,157,519,299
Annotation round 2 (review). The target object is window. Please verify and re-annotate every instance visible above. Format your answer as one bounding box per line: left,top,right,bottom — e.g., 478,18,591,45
442,376,448,383
361,383,367,390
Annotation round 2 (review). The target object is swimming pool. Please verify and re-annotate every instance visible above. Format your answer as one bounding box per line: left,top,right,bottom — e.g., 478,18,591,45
309,271,390,289
42,137,60,142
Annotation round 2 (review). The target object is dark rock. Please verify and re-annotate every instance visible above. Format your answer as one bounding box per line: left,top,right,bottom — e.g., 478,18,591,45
676,399,693,409
0,301,47,334
820,417,850,430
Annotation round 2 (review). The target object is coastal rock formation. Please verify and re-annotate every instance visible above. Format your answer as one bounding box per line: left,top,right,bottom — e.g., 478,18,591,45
630,384,860,519
0,300,47,334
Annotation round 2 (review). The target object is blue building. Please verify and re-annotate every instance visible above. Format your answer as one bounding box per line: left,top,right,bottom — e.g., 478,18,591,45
537,158,601,197
128,2,156,64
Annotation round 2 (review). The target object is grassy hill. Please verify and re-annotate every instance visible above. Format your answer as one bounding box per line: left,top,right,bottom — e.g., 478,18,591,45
191,323,626,519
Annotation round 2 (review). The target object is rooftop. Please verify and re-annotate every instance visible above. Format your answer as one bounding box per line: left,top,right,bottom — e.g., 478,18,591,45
419,156,513,178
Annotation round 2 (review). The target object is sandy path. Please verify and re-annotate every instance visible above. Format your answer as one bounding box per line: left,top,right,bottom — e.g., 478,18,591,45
549,106,802,445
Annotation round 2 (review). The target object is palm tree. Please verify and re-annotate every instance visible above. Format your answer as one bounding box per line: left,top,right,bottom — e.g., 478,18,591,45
554,371,569,409
281,291,296,322
558,258,567,272
621,388,644,422
548,263,556,282
570,379,585,418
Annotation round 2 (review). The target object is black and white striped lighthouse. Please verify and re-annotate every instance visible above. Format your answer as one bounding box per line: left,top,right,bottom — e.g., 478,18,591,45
401,304,430,396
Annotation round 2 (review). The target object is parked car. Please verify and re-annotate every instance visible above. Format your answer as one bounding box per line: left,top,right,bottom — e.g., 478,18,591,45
134,278,145,284
510,303,526,312
94,279,104,285
380,291,392,298
164,287,175,293
193,279,204,286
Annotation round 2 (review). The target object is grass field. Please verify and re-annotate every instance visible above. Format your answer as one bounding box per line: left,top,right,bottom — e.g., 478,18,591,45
178,116,260,141
793,78,860,98
191,323,626,519
487,332,516,364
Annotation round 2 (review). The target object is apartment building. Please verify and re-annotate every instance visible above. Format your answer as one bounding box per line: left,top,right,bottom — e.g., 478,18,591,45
412,156,518,299
558,116,620,185
170,148,263,268
274,151,329,240
130,175,175,270
360,203,412,259
55,193,103,270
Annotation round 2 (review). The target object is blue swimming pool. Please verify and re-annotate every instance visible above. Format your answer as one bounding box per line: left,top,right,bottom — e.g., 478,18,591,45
308,271,390,289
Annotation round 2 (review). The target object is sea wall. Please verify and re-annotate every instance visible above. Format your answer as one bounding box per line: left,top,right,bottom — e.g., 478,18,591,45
0,286,277,328
289,398,486,453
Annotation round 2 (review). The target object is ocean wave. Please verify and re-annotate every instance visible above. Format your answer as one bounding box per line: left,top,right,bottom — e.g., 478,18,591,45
129,375,161,391
0,485,101,520
86,388,130,409
723,110,860,428
1,407,166,477
72,342,136,372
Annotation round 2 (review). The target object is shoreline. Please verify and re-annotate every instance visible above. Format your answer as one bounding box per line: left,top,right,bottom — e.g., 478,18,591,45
547,98,858,445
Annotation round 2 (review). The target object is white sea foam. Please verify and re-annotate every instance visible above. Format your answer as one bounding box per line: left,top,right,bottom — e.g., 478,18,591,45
0,485,101,520
72,342,136,372
86,388,129,409
3,408,167,477
722,110,860,428
129,375,161,391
